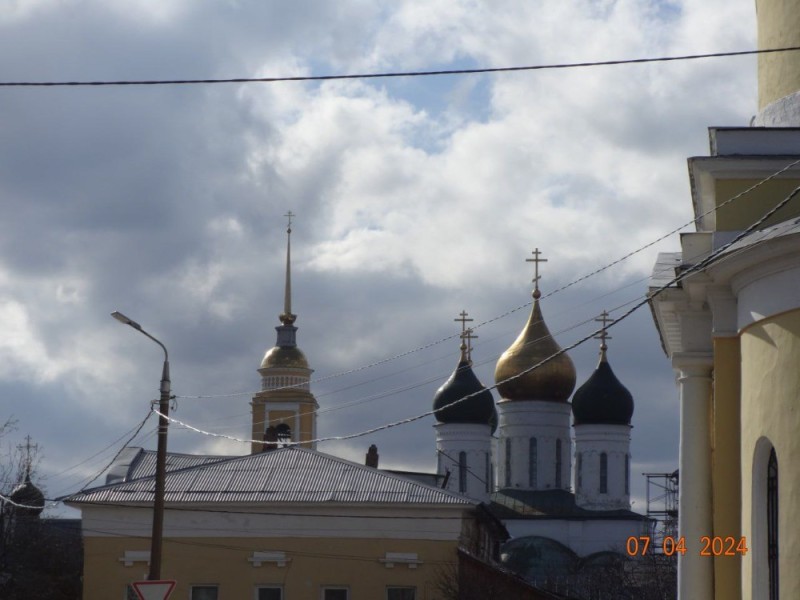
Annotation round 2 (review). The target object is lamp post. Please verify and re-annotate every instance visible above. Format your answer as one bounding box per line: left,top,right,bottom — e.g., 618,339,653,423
111,311,170,581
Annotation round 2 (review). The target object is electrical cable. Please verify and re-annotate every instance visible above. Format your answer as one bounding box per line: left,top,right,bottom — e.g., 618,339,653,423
1,46,797,88
176,156,800,401
77,409,154,491
152,182,800,447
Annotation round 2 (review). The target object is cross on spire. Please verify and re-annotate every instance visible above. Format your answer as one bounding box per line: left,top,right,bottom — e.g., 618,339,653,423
17,435,38,481
454,310,474,362
594,310,614,357
280,211,297,326
464,327,478,363
526,247,548,299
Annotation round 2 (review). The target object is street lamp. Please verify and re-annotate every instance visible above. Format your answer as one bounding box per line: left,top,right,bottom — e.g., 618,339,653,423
111,311,171,581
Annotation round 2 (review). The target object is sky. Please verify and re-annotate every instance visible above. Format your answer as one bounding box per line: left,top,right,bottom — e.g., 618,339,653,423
0,0,759,517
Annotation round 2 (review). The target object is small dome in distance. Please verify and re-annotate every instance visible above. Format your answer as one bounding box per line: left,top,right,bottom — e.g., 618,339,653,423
433,357,496,431
9,474,45,517
572,350,634,426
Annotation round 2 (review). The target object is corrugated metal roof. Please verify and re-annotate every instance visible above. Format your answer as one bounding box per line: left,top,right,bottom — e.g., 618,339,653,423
105,447,232,485
65,447,472,507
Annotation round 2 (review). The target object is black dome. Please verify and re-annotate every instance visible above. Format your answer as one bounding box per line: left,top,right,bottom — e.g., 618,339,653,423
9,476,45,517
433,359,496,431
572,358,634,425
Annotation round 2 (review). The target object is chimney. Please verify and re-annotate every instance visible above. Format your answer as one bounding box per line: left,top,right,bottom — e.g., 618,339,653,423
263,426,278,452
365,444,379,468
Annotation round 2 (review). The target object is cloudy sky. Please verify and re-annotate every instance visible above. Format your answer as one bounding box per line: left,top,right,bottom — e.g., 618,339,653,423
1,0,758,515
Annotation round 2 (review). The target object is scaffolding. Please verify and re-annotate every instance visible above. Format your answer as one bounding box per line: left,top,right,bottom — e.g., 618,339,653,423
644,470,679,553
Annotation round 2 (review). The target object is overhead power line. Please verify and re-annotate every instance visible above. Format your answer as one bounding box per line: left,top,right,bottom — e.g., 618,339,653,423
154,181,800,448
1,46,798,88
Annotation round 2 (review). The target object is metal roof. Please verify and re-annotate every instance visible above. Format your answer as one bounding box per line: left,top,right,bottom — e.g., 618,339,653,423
105,447,231,485
65,447,472,507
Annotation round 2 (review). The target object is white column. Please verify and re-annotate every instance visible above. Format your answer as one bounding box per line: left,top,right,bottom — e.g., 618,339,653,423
673,352,714,600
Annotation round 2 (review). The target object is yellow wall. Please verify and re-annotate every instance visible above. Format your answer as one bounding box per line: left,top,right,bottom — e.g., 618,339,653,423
740,309,800,600
83,535,455,600
711,337,741,600
756,0,800,110
714,179,800,232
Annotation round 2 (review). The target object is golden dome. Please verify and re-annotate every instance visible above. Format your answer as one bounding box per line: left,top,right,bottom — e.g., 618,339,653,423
494,299,576,402
261,345,309,369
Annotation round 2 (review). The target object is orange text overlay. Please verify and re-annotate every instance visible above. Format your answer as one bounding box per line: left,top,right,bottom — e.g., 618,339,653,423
626,536,748,557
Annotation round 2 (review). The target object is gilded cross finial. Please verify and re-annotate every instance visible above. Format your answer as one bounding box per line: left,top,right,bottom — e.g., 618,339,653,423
526,248,547,299
594,310,614,359
454,310,474,362
284,210,294,233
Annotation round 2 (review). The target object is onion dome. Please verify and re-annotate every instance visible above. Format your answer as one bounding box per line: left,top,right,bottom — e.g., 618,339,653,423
434,341,497,431
572,348,634,426
494,298,576,402
9,472,45,517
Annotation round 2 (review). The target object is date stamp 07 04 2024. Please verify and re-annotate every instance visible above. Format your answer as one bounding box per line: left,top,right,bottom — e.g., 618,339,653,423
626,536,749,557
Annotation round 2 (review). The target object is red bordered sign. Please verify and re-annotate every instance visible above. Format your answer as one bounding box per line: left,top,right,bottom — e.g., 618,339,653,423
131,580,176,600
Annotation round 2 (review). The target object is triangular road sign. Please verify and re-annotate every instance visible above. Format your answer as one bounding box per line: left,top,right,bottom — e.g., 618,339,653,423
132,580,176,600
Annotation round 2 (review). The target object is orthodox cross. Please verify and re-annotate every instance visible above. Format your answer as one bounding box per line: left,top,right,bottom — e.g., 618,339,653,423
284,210,295,233
464,327,479,363
594,310,614,352
526,247,547,299
454,310,474,361
17,434,38,480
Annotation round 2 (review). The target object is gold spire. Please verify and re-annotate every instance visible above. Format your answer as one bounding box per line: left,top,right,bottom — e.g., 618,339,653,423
454,310,474,363
594,310,614,362
280,211,296,326
494,249,576,402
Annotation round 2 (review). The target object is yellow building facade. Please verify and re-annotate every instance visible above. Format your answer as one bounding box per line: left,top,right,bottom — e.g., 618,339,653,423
67,447,479,600
649,3,800,596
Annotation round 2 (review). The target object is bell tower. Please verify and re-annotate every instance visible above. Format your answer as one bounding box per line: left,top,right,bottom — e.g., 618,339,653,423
251,212,318,452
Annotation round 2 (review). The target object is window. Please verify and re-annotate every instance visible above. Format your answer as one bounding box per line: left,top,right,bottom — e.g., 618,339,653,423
767,447,778,600
504,438,512,487
458,451,467,493
257,587,282,600
191,586,218,600
528,437,537,488
276,423,292,446
576,452,582,491
624,454,630,495
387,587,416,600
322,587,349,600
485,452,491,493
555,439,562,488
600,452,608,494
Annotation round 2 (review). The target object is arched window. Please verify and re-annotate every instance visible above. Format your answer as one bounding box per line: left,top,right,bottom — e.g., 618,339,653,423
528,438,538,488
505,438,512,487
768,448,778,600
576,452,582,491
458,452,468,493
555,439,562,488
625,454,630,495
485,453,491,494
600,452,608,494
275,423,291,447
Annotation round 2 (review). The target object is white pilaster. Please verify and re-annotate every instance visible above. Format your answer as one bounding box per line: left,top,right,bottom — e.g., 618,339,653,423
673,352,714,600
